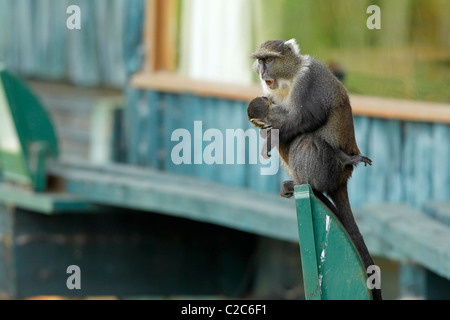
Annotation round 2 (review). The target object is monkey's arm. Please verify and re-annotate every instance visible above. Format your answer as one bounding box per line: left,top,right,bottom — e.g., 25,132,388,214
276,92,330,144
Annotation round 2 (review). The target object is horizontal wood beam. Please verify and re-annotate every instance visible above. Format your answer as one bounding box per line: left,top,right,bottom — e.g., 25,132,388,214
131,72,450,124
349,95,450,124
361,203,450,280
0,184,92,214
132,71,261,101
49,157,299,243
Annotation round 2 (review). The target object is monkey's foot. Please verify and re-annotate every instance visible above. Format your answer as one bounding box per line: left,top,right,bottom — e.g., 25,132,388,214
355,154,373,166
344,154,373,167
360,155,373,166
280,181,295,198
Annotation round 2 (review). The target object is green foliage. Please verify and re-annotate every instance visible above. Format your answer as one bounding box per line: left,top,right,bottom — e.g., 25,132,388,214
256,0,449,102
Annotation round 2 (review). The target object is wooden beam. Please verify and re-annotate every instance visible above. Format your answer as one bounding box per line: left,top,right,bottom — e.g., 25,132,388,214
132,71,261,101
49,158,299,243
0,184,92,214
155,0,177,72
361,203,450,281
143,0,177,73
142,0,157,72
131,72,450,124
350,95,450,124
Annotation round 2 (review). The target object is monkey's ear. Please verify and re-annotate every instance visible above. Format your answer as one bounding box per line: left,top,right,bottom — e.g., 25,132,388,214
285,39,300,55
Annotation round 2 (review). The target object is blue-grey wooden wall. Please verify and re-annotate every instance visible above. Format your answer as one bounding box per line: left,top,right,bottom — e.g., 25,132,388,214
124,88,450,210
0,0,448,210
0,0,144,87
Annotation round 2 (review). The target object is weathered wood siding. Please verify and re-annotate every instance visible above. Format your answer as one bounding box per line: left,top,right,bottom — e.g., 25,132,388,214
1,0,447,210
0,0,145,87
125,88,450,209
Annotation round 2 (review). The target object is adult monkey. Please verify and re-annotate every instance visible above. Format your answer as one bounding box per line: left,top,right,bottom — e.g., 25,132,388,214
248,39,381,300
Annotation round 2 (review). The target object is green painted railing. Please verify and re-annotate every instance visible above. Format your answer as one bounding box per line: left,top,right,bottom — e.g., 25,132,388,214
294,184,372,300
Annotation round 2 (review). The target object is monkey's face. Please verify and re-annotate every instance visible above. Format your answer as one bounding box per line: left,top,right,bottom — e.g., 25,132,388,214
255,57,278,89
251,39,302,91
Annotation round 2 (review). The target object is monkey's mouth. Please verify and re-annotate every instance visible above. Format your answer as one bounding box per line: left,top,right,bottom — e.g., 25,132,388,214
265,80,275,88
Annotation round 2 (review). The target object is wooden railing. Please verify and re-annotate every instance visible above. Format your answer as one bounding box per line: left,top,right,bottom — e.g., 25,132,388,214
132,71,450,124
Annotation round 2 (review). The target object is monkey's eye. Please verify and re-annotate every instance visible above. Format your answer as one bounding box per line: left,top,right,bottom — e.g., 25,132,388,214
258,59,263,64
266,57,273,63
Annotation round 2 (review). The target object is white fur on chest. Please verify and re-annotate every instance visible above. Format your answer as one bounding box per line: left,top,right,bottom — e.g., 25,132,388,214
261,78,293,106
260,54,312,108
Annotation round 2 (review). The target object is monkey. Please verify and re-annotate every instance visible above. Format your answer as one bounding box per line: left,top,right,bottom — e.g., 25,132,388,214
248,39,381,300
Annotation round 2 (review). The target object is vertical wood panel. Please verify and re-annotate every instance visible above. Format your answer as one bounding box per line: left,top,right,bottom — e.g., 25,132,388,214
413,123,434,208
404,122,434,208
144,90,162,169
35,0,68,79
95,0,127,87
0,0,138,87
125,90,450,209
386,120,404,203
349,116,371,208
366,119,388,203
211,99,247,187
124,0,145,76
125,88,142,165
16,0,36,75
143,0,177,73
163,92,184,174
201,97,222,183
66,0,101,87
432,124,450,201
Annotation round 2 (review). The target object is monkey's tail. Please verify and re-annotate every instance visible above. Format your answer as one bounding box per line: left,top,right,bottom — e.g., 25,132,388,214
328,184,383,300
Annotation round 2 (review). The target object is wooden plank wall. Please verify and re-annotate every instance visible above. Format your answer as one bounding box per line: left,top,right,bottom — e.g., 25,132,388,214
0,0,145,87
27,82,123,162
1,0,448,211
124,88,450,210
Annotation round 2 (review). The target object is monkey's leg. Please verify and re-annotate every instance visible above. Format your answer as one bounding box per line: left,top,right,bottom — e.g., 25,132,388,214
288,135,343,194
338,150,372,167
280,180,295,198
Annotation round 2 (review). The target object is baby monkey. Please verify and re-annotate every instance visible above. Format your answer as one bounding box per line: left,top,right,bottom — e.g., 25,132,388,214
247,96,372,167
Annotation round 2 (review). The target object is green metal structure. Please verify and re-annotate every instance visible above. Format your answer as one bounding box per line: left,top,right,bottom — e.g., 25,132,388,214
0,66,58,191
294,184,372,300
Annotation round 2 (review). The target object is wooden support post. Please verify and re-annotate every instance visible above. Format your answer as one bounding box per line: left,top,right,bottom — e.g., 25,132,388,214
295,185,321,300
143,0,177,73
294,184,372,300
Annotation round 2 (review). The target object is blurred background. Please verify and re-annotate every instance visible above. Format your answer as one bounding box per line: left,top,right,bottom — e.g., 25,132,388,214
0,0,449,300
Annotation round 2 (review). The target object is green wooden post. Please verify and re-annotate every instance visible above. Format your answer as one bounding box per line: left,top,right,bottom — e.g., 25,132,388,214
294,184,372,300
0,66,58,191
295,185,321,300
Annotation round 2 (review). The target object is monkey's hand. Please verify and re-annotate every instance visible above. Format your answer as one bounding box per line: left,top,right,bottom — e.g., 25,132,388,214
250,118,272,129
